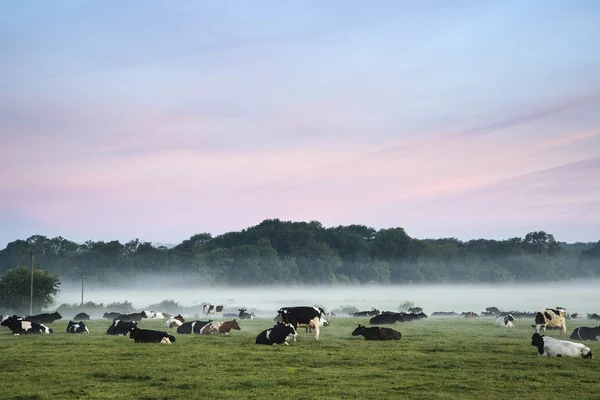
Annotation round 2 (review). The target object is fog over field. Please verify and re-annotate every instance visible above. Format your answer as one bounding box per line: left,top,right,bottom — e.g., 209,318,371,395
57,278,600,316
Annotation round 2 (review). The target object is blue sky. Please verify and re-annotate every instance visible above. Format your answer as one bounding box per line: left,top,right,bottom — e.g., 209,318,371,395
1,0,599,248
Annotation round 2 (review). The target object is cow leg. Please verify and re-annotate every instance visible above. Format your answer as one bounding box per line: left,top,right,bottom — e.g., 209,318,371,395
311,317,320,342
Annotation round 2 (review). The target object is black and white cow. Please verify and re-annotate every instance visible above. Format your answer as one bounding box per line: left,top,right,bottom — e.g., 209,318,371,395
531,333,592,358
73,313,90,320
106,320,137,335
534,308,567,334
570,326,600,341
130,327,176,344
143,311,170,319
351,324,401,340
238,308,255,320
113,311,148,322
176,320,213,334
256,323,299,345
25,312,62,324
274,307,329,342
103,312,123,319
2,315,53,335
495,314,515,328
66,320,89,333
369,313,404,325
203,304,226,317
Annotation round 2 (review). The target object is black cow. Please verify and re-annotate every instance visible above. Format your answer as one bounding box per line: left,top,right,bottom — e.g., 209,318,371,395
351,324,401,340
274,306,329,342
103,312,123,319
431,311,460,317
113,311,147,322
369,313,404,325
73,313,90,320
256,323,299,345
2,315,53,334
106,320,137,335
351,309,380,317
130,327,176,344
176,320,213,334
25,312,62,324
400,312,428,321
66,320,89,333
570,326,600,341
238,308,255,320
587,313,600,321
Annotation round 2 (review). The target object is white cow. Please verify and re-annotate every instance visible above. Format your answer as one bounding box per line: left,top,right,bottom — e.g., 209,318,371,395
531,333,592,358
495,314,515,328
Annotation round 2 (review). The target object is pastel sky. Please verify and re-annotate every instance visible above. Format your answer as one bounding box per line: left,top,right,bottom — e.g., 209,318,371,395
1,0,600,249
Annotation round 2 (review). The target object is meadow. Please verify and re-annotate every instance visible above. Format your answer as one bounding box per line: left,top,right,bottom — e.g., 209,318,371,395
1,316,600,400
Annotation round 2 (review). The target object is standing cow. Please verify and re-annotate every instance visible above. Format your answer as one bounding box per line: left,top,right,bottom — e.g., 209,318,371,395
534,308,567,334
274,306,328,342
203,304,226,317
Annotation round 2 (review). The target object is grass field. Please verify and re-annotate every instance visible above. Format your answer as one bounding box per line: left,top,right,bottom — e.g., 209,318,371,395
1,316,600,400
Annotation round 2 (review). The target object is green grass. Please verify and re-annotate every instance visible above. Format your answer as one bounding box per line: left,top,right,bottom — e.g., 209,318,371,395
1,317,600,399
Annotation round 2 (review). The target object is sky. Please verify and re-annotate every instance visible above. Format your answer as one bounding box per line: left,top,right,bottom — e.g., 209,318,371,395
1,0,600,249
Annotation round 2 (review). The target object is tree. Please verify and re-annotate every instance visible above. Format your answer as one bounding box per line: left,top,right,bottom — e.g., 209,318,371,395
0,267,60,314
524,231,560,255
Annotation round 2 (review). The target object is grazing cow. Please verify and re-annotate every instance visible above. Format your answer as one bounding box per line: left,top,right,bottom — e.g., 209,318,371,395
351,309,380,317
531,333,592,358
130,327,176,344
73,312,90,320
256,323,299,345
106,320,137,335
66,320,89,333
587,313,600,321
351,324,401,340
369,313,404,325
218,319,241,335
274,306,329,342
570,326,600,341
203,304,226,317
25,312,62,324
238,308,255,320
143,311,170,319
113,311,147,322
103,312,123,320
165,314,185,328
495,314,515,328
176,320,213,334
201,321,223,335
534,308,567,334
2,315,53,335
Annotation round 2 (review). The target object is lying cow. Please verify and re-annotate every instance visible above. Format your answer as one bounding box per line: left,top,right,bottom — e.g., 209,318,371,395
238,308,255,320
130,327,176,344
369,313,404,325
534,308,567,334
165,315,185,328
25,312,62,324
107,320,137,335
531,333,592,358
495,314,515,328
351,325,401,340
176,320,212,334
274,306,329,342
103,312,123,319
351,309,380,317
113,311,147,322
1,315,53,335
143,311,170,319
66,320,89,333
256,323,299,345
73,313,90,320
570,326,600,341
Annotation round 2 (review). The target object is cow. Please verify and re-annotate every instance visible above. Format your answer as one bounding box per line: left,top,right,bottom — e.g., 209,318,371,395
130,327,176,344
369,313,404,325
570,326,600,341
106,320,137,335
238,308,255,320
201,321,223,335
73,312,90,320
351,309,380,317
531,333,592,358
534,308,567,334
256,323,299,345
408,307,423,314
462,311,479,318
2,315,53,335
25,312,62,324
113,311,147,322
66,320,89,333
495,314,515,328
587,313,600,321
351,324,401,340
103,312,123,319
176,320,213,334
218,319,241,335
400,312,428,322
431,311,460,317
165,314,185,328
274,306,329,342
203,304,226,317
143,311,170,319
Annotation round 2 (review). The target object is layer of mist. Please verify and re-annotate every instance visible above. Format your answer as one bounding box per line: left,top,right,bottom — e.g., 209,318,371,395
57,277,600,319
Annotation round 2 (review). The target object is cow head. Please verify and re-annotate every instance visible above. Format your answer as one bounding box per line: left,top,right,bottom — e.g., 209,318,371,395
351,325,366,336
505,314,515,323
531,333,545,355
52,312,62,319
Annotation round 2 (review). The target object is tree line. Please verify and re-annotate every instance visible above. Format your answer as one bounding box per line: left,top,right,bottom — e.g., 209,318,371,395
0,219,599,286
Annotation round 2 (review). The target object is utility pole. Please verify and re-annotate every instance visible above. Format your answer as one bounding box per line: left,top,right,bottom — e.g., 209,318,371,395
30,251,34,316
81,270,84,305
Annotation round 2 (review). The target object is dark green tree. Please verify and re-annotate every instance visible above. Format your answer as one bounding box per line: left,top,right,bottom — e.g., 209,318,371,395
0,267,60,314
